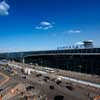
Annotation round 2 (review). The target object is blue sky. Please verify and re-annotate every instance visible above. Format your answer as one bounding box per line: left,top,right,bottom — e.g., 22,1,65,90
0,0,100,52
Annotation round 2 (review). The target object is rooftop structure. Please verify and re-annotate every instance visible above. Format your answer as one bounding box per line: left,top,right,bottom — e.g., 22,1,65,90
57,40,94,50
83,40,93,48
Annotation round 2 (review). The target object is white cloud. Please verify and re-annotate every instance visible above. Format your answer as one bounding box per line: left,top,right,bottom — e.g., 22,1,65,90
35,21,53,30
75,41,84,45
68,29,81,34
40,21,51,26
0,1,10,16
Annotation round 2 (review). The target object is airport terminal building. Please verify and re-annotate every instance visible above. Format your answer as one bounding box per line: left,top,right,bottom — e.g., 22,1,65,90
24,47,100,75
0,40,100,75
